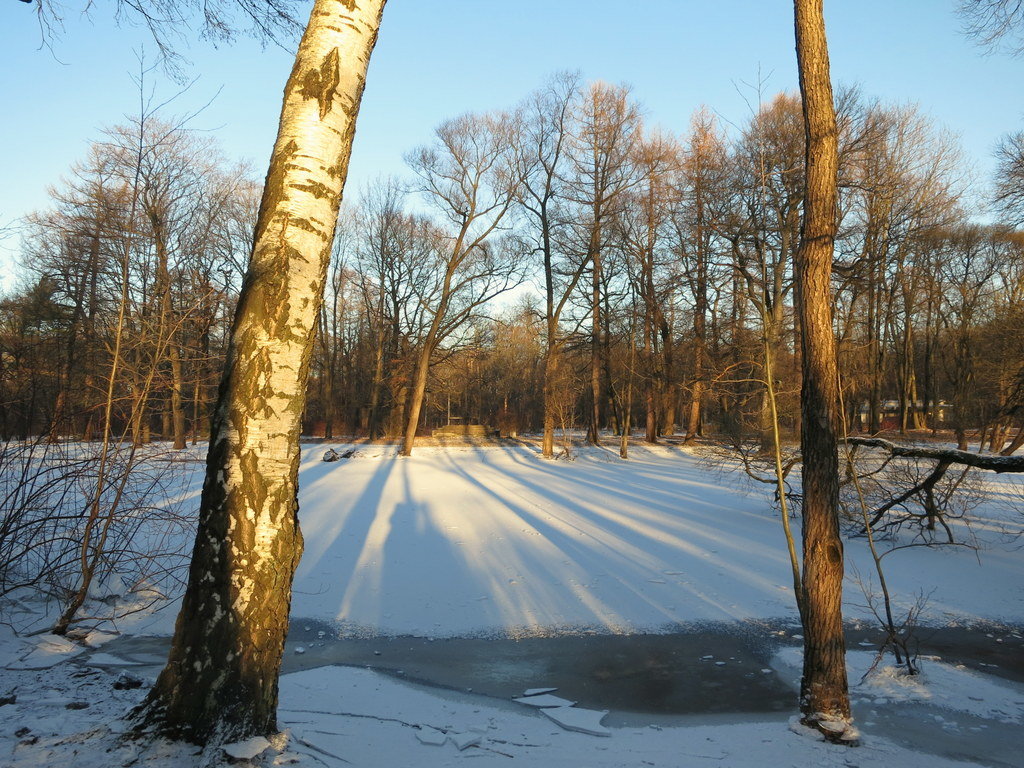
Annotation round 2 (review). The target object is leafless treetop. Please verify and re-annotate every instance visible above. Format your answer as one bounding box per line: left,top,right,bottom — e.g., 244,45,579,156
960,0,1024,55
27,0,305,78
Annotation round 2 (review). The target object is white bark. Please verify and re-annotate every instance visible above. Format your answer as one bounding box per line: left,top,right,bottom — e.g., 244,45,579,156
143,0,388,742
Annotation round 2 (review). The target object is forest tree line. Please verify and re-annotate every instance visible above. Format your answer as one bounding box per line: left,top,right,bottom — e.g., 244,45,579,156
4,75,1024,455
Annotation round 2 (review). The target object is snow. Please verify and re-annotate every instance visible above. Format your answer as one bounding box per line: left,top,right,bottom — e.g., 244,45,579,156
414,726,447,745
540,705,611,736
512,693,577,707
1,661,1007,767
288,442,1024,634
773,646,1024,725
84,653,142,667
523,686,558,696
5,635,85,670
2,440,1023,767
222,736,271,759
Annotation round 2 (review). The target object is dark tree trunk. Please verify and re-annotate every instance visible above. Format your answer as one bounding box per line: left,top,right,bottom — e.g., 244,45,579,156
793,0,853,739
402,332,437,457
151,219,188,451
588,232,602,445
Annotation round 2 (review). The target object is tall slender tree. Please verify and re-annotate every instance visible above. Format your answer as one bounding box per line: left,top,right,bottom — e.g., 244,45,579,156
514,74,585,458
792,0,854,740
677,109,729,442
567,82,641,443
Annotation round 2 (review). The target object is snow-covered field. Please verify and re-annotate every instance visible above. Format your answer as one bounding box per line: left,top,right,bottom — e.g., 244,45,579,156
2,440,1022,767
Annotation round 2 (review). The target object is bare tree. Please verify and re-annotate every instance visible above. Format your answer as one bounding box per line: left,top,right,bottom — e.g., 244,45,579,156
128,120,225,449
615,129,680,443
676,109,730,442
838,103,964,433
931,226,1001,449
27,0,304,78
566,82,642,444
353,180,437,439
513,73,587,458
314,207,358,439
400,112,523,456
725,93,805,451
994,131,1024,225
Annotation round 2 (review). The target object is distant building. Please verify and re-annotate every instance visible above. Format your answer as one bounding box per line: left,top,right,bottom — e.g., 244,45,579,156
858,400,951,430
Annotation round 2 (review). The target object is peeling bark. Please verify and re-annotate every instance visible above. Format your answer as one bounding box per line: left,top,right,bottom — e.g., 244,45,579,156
138,0,387,743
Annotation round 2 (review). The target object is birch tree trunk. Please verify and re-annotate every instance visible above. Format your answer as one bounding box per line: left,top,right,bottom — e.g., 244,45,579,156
138,0,386,743
793,0,853,739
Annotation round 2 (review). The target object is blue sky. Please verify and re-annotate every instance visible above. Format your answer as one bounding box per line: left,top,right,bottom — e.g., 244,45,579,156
2,1,1023,284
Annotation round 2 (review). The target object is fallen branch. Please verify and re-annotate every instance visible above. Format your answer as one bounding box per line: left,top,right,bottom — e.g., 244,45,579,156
845,437,1024,473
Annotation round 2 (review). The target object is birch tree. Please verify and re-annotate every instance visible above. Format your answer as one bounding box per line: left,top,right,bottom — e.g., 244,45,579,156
137,0,388,743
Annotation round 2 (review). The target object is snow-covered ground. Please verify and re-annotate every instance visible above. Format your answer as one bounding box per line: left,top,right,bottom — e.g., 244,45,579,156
2,440,1022,767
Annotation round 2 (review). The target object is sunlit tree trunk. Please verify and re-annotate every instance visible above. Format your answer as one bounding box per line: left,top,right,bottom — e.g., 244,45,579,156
542,348,558,456
793,0,853,738
570,83,640,444
682,115,717,444
367,323,386,438
399,111,519,456
588,229,603,444
152,229,187,450
139,0,386,743
513,75,581,458
402,324,440,456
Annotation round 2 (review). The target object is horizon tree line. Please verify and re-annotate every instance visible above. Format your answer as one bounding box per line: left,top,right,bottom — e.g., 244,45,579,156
5,78,1022,457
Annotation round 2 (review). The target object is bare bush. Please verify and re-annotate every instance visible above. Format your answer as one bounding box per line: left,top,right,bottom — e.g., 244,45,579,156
840,447,984,544
0,438,194,630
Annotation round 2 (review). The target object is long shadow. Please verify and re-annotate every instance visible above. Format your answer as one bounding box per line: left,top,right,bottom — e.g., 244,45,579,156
293,454,398,603
329,456,432,628
440,453,667,628
496,441,765,531
490,445,758,545
290,443,800,635
438,447,790,629
496,444,799,586
320,452,587,633
509,445,795,584
466,444,791,587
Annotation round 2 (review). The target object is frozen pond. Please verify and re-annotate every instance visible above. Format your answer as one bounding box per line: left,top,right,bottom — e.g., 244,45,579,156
95,619,1024,718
